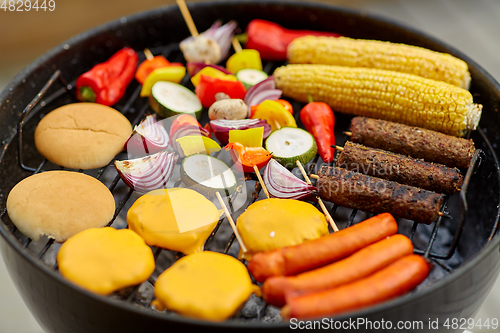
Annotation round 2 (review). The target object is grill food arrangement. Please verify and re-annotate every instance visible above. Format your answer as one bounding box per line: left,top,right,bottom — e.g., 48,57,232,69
0,2,499,333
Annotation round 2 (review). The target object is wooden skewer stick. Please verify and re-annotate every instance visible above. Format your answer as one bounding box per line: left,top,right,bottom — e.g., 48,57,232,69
310,174,319,180
216,191,248,253
334,145,344,152
274,120,281,131
253,165,270,199
144,48,154,61
176,0,199,37
295,160,339,232
232,37,243,53
344,131,352,136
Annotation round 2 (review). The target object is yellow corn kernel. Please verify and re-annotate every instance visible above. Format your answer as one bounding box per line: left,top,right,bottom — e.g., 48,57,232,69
287,36,471,89
273,64,482,137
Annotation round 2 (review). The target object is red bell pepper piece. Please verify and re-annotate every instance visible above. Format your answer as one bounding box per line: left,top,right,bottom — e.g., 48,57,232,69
245,19,341,61
225,142,272,173
195,74,247,108
76,47,139,106
135,56,171,85
300,99,335,163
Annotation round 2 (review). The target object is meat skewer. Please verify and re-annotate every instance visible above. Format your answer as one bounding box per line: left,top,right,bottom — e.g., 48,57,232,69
336,142,463,194
317,166,445,224
348,116,475,169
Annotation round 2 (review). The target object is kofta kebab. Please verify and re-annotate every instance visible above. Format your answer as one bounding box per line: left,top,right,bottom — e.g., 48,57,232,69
5,14,481,323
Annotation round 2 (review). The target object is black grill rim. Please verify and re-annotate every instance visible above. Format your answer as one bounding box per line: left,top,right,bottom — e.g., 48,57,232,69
0,0,500,328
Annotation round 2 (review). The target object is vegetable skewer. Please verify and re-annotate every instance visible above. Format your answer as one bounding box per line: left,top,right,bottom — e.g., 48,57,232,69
216,191,248,254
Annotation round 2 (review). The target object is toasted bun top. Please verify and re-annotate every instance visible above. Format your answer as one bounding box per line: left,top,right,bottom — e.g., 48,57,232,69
6,171,115,242
35,103,132,170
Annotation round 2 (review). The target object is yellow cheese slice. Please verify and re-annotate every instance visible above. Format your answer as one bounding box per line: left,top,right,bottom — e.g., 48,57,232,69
153,251,258,321
127,188,219,254
57,227,155,295
237,198,329,260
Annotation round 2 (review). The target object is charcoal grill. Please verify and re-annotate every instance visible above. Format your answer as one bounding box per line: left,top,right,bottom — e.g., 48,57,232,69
1,1,500,332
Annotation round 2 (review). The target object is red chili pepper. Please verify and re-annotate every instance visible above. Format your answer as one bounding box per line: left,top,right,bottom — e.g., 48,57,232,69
300,98,335,163
245,19,341,61
76,47,139,106
135,56,171,85
195,74,247,108
225,142,272,173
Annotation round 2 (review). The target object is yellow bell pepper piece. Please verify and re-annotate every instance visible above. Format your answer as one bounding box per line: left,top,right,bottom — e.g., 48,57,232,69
226,49,263,74
190,67,237,87
140,66,186,97
228,127,264,147
176,135,221,156
251,100,297,131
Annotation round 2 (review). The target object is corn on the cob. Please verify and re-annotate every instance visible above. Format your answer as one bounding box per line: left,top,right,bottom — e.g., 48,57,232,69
287,36,471,89
274,64,482,137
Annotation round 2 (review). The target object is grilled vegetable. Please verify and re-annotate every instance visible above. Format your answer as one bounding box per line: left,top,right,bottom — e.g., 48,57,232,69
337,142,464,194
140,66,187,97
195,74,247,108
288,36,471,88
225,142,272,173
350,117,476,169
244,19,341,61
263,159,317,200
300,98,335,163
263,234,414,307
149,81,202,119
265,127,317,169
248,213,398,282
274,64,482,137
210,119,271,145
281,255,431,319
76,47,138,106
208,98,248,120
226,49,263,74
180,154,237,197
317,166,445,224
251,100,297,131
236,68,268,89
125,114,169,156
135,55,175,85
115,150,178,194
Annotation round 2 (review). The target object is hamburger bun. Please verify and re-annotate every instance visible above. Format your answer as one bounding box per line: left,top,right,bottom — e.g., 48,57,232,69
6,170,115,242
35,103,132,170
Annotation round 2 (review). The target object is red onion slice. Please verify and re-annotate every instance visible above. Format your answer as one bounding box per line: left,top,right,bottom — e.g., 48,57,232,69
263,159,317,200
210,119,271,145
244,76,276,105
115,150,178,193
125,115,169,156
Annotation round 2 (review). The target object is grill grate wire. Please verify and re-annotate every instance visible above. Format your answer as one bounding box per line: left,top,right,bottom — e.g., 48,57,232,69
0,42,488,313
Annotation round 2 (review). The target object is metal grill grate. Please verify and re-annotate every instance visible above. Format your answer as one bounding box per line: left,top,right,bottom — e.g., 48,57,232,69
0,42,490,318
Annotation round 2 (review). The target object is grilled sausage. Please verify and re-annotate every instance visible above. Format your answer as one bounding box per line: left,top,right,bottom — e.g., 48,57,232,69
337,142,463,194
317,166,445,224
281,254,431,320
262,234,414,307
350,117,475,168
247,213,398,283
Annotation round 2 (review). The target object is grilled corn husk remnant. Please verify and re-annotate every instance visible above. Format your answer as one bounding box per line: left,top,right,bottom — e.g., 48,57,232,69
287,36,471,89
274,64,482,137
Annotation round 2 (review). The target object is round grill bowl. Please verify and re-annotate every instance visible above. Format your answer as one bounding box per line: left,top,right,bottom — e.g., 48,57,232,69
1,1,500,332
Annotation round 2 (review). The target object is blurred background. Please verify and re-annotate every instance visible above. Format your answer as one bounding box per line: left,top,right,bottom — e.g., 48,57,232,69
1,0,499,332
